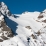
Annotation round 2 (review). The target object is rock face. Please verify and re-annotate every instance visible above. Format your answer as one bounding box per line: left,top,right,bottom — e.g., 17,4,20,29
0,13,13,42
25,26,31,29
0,2,11,16
0,2,13,42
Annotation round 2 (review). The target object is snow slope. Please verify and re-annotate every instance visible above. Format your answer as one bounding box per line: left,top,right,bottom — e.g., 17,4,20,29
7,11,46,46
0,2,46,46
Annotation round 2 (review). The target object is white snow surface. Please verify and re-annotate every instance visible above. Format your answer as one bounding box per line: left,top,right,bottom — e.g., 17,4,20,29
0,11,45,46
0,2,46,46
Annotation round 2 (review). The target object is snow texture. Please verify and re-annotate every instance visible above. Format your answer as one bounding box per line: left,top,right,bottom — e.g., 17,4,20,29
0,2,46,46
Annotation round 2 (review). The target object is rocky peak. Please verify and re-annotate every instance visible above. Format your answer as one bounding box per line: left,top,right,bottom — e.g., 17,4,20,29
0,3,13,42
0,2,11,17
37,9,46,19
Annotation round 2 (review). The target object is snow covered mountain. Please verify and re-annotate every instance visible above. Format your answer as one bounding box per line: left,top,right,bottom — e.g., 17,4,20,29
0,2,46,46
0,2,13,42
0,2,12,16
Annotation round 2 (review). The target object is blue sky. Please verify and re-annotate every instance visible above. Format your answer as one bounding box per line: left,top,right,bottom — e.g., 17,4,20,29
0,0,46,14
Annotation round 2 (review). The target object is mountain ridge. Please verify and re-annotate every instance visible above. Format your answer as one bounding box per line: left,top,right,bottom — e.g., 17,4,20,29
0,2,46,46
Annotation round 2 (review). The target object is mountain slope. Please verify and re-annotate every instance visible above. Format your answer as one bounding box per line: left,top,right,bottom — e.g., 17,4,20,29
0,2,11,16
0,8,13,42
9,11,46,46
0,2,46,46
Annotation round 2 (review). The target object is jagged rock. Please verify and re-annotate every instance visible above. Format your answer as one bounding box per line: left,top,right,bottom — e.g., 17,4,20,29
1,36,8,40
31,34,37,39
38,15,43,19
36,31,41,36
25,26,31,29
0,20,13,42
0,7,13,42
0,39,3,42
1,21,6,27
42,19,46,23
7,34,13,37
0,2,12,16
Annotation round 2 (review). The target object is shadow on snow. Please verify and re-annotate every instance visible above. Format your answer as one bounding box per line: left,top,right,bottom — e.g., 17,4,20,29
4,16,18,35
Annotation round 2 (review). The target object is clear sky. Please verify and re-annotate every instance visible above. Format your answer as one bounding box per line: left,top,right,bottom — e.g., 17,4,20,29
0,0,46,14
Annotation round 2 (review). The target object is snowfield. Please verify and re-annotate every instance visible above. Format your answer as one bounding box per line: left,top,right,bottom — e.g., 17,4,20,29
0,2,46,46
7,11,46,46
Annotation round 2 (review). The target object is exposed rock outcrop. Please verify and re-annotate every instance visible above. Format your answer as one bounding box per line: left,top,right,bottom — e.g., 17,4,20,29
0,9,13,42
